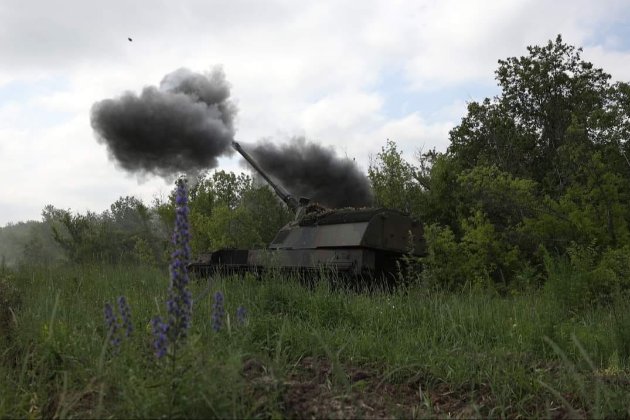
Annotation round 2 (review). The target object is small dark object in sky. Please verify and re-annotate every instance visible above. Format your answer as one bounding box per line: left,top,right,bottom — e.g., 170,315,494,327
128,37,133,42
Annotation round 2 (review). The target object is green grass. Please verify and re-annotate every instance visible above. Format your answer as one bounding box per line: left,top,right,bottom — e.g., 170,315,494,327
1,264,629,418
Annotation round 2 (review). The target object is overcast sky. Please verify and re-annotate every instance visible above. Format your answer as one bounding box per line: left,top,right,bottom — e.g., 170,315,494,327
1,0,629,226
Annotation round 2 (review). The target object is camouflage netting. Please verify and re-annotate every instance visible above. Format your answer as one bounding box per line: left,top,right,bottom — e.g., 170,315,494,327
298,207,391,226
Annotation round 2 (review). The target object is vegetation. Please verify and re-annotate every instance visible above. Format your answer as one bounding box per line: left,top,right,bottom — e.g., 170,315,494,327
0,170,291,269
1,36,630,417
1,266,629,417
370,35,630,295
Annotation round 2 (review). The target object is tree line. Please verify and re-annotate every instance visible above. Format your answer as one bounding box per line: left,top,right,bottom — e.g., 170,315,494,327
2,36,630,301
370,35,630,300
0,170,291,268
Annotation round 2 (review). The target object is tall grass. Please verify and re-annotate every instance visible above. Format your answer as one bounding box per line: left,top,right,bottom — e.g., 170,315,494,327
1,263,629,417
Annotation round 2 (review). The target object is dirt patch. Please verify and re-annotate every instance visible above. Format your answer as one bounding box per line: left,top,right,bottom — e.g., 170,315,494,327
241,356,605,418
242,357,487,419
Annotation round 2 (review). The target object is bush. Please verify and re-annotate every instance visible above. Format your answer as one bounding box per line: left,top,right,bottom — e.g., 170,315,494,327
544,244,630,311
0,272,20,342
598,247,630,294
421,223,471,290
612,298,630,361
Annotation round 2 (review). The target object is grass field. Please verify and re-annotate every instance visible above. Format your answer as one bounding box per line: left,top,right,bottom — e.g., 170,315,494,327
1,264,629,418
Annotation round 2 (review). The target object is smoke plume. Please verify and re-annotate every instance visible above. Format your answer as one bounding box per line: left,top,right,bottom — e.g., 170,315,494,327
91,67,236,177
248,138,373,208
91,68,374,208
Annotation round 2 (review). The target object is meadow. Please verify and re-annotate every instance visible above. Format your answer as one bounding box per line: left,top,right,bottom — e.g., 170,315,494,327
3,35,630,418
1,263,629,418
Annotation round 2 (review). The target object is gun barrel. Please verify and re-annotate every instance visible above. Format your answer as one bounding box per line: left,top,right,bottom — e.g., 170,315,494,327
232,141,298,212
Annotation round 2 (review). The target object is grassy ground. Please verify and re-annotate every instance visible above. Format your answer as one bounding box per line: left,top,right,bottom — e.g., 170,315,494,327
1,264,629,418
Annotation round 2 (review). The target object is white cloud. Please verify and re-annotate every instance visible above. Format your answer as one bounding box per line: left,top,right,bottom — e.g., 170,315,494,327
583,46,630,81
301,91,384,135
375,113,453,155
1,0,629,225
0,112,170,223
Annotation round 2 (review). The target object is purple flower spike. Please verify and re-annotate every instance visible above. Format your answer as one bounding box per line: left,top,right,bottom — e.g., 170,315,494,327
103,302,119,346
104,298,134,350
167,178,192,342
152,316,168,359
117,296,133,337
212,291,225,332
151,177,193,359
236,306,247,326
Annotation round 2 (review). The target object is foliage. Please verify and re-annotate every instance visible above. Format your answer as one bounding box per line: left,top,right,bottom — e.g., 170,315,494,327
544,244,630,310
368,140,422,214
42,197,165,265
1,265,629,417
1,169,293,267
370,35,630,292
0,221,65,268
448,36,630,252
420,223,471,289
187,170,292,253
0,269,20,344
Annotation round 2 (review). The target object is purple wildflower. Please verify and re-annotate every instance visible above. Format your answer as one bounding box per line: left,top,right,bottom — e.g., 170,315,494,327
151,178,193,358
117,296,133,337
236,306,247,326
152,316,169,359
104,303,116,332
166,178,193,341
103,302,120,347
212,291,225,332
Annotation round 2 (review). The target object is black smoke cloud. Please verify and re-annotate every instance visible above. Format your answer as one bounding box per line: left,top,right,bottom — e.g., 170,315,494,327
91,68,374,208
91,67,236,177
247,138,373,208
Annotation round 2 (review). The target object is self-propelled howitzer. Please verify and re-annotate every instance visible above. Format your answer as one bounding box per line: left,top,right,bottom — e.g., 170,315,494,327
189,141,426,280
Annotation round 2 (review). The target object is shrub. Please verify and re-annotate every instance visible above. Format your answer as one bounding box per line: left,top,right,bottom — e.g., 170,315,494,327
421,223,470,290
0,272,20,342
544,244,630,310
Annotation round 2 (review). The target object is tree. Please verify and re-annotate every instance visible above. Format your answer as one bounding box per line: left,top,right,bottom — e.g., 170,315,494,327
368,139,422,214
449,35,629,197
186,171,292,254
43,197,167,265
445,35,630,250
44,206,104,263
391,36,630,288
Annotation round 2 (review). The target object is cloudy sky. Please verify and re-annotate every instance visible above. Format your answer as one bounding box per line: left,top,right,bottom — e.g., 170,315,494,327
1,0,629,226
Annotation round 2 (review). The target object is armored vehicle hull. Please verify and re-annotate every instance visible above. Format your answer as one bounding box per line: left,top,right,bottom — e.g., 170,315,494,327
189,141,425,281
189,207,425,279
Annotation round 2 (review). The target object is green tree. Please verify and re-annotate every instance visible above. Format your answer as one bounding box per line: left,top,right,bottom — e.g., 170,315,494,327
398,35,630,289
368,139,422,214
449,35,629,198
43,206,104,263
447,35,630,251
43,196,167,265
186,171,292,254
